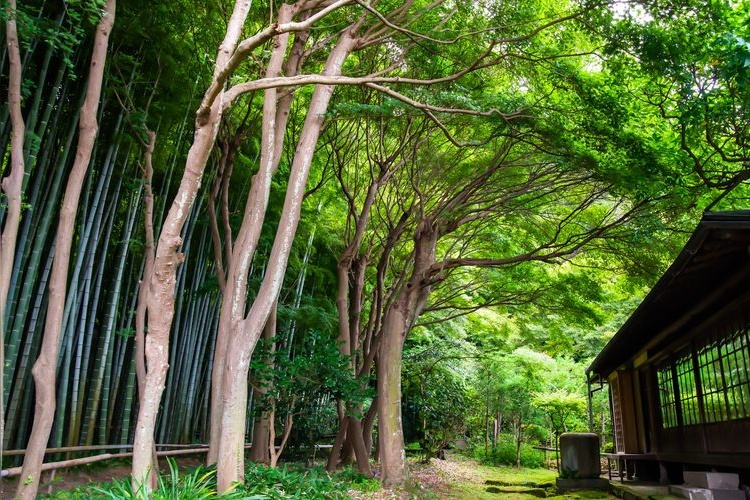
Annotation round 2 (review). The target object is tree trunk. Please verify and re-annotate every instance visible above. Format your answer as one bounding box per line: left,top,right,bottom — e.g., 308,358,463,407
207,4,294,465
250,411,271,464
1,0,26,465
268,398,295,468
132,1,252,492
215,27,358,493
376,224,437,488
363,397,377,458
1,0,25,327
515,415,522,468
377,306,408,488
326,416,349,472
16,3,115,498
348,417,371,475
135,131,158,490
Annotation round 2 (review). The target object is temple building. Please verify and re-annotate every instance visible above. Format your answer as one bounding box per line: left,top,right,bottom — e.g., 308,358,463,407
587,211,750,482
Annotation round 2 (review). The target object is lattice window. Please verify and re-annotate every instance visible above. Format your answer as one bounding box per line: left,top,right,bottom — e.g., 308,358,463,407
699,338,727,423
697,325,750,422
657,365,678,428
722,329,750,420
676,355,700,425
656,315,750,429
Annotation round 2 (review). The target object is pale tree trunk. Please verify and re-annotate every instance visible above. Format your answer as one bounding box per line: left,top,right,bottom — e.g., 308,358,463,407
207,4,296,464
132,1,252,492
1,0,24,325
216,29,359,493
484,399,490,456
493,413,502,452
250,409,271,464
1,0,25,464
16,2,115,498
134,131,158,490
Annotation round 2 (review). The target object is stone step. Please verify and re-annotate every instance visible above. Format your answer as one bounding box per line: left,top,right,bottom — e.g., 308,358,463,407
682,472,740,490
670,484,745,500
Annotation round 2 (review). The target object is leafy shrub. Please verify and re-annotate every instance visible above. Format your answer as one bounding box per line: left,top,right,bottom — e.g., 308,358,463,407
523,424,549,444
333,466,380,493
71,459,221,499
45,460,379,499
238,463,350,499
472,436,546,468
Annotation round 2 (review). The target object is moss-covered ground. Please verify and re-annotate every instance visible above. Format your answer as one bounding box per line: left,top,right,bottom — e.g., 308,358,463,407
431,452,616,499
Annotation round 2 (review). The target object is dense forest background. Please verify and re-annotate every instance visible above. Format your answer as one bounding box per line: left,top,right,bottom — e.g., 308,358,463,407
1,0,749,497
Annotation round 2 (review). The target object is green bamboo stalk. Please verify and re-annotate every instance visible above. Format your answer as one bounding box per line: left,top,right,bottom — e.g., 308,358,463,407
183,294,218,441
58,128,122,373
119,356,137,444
93,179,139,445
102,184,142,441
73,186,118,447
10,250,52,450
3,91,83,417
21,12,66,168
54,159,123,447
5,57,72,319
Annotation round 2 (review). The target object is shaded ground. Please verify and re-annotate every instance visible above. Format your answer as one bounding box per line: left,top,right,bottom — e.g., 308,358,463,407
352,452,617,499
405,452,616,499
2,452,617,499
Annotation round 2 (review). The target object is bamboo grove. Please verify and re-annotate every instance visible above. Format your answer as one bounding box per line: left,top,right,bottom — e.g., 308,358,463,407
2,0,749,497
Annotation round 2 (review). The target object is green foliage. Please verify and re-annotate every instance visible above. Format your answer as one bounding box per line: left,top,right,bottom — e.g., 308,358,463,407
46,462,379,499
251,330,371,410
238,464,350,499
533,390,587,435
596,0,750,201
472,435,546,468
54,460,219,499
402,328,478,458
332,466,381,493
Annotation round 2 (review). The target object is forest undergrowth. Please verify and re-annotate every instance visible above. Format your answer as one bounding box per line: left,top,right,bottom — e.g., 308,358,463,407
1,451,617,499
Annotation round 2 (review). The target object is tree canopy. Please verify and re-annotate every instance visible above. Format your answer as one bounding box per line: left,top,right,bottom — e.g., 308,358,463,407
1,0,749,496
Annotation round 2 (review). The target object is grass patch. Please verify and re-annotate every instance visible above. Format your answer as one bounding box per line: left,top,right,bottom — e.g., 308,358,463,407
472,438,547,468
444,455,614,500
483,465,557,486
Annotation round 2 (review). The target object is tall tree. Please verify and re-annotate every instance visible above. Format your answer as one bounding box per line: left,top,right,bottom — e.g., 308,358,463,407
131,1,253,492
17,1,116,498
1,0,26,466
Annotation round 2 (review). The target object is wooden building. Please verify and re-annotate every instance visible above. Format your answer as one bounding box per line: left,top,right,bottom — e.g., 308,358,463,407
587,211,750,479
